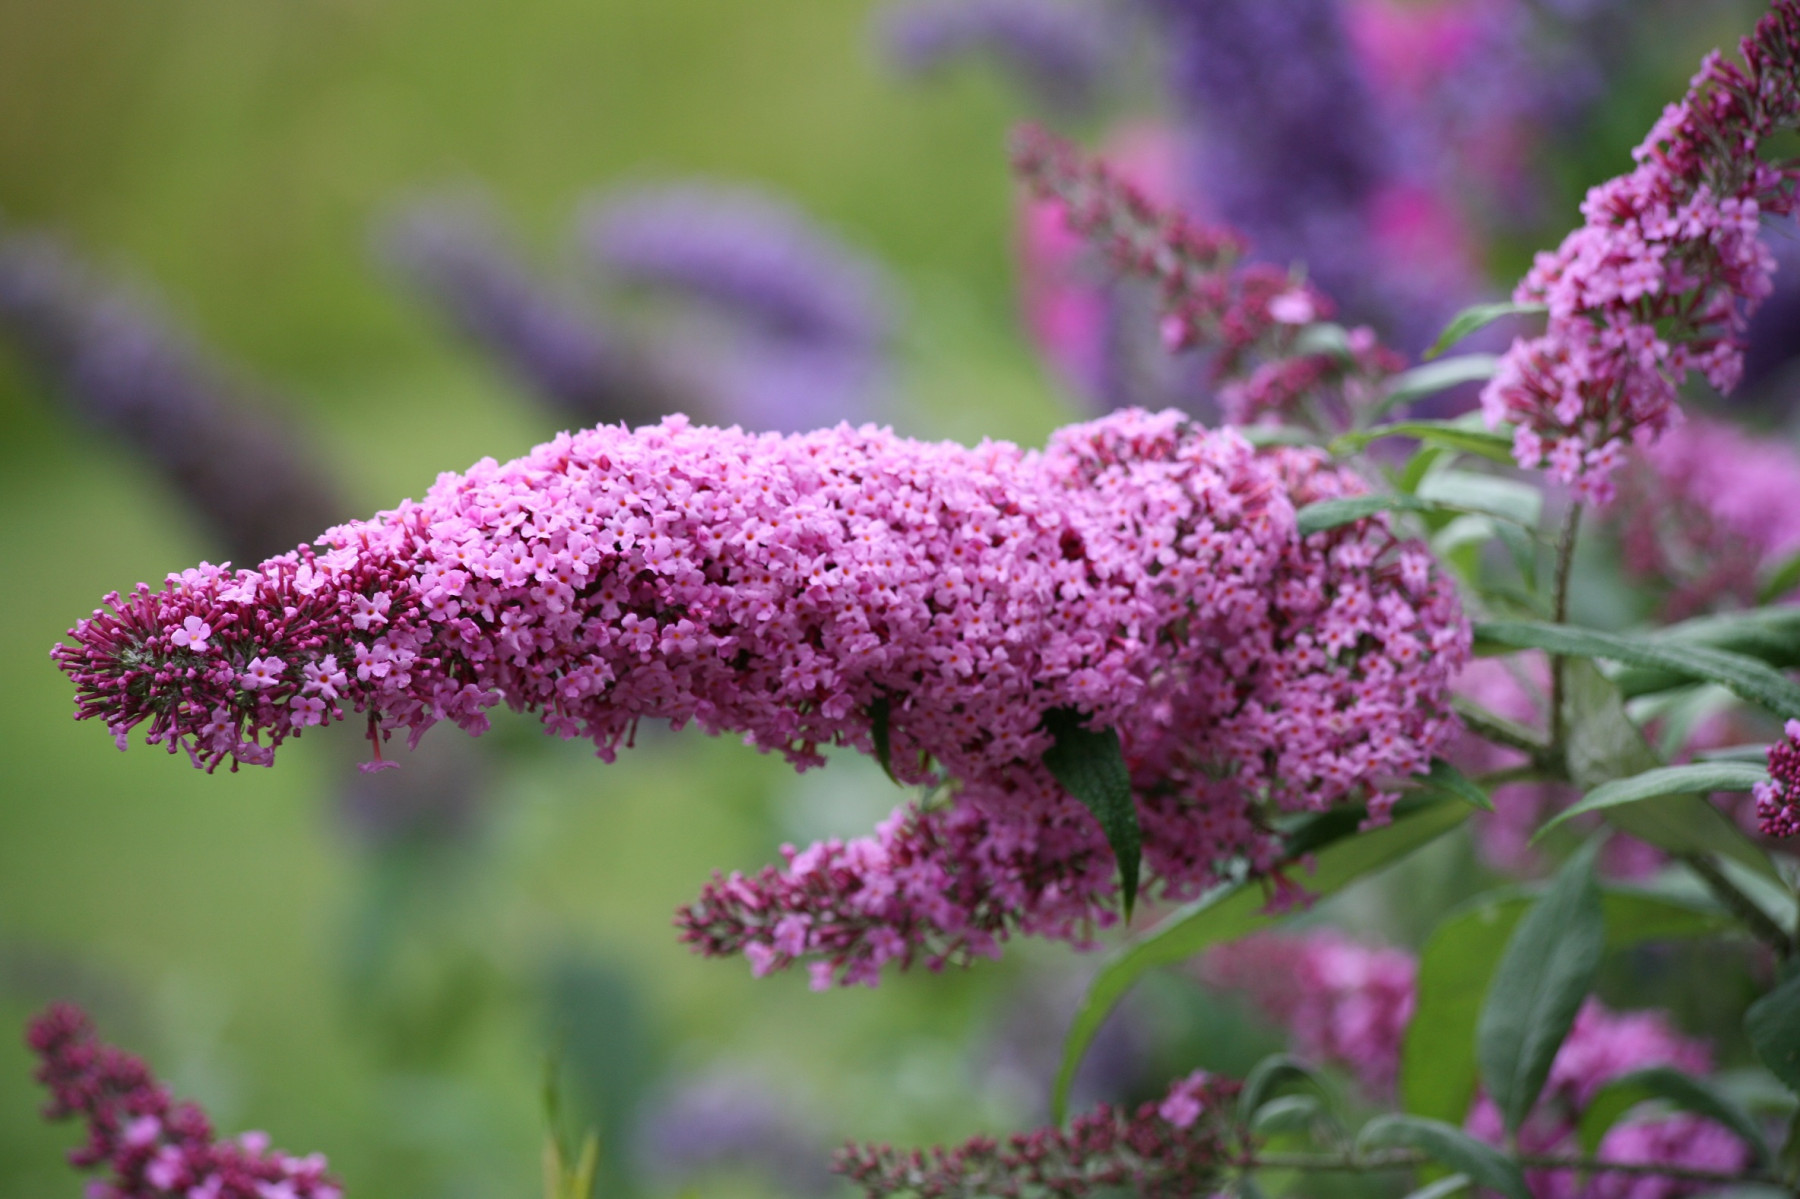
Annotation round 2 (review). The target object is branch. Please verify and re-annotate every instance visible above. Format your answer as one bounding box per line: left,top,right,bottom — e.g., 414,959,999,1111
1680,853,1795,958
1251,1149,1786,1187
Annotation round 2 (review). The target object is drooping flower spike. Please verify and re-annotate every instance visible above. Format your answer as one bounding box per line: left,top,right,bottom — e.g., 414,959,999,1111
1010,125,1404,427
28,1003,342,1199
56,408,1467,981
1481,0,1800,503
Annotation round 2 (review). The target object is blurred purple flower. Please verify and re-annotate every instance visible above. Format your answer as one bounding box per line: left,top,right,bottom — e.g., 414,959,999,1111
0,232,341,564
876,0,1118,117
981,969,1156,1120
380,198,683,427
635,1067,835,1196
582,183,894,357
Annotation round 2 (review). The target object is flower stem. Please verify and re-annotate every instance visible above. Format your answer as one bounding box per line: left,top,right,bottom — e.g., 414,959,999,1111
1548,502,1584,757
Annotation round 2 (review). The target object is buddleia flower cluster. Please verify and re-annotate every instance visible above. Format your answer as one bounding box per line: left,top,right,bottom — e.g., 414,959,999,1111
28,1004,342,1199
55,405,1467,984
834,1070,1240,1199
1481,2,1800,502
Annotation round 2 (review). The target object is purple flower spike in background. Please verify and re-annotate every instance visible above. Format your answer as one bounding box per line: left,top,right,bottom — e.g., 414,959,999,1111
380,197,683,428
0,233,341,564
582,184,894,359
635,1068,836,1197
876,0,1119,117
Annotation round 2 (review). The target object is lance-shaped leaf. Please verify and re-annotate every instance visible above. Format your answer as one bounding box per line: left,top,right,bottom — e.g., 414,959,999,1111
869,694,897,784
1236,1054,1334,1126
1759,551,1800,605
1297,493,1433,536
1051,795,1468,1120
1042,707,1141,920
1476,620,1800,721
1477,839,1605,1134
1415,757,1493,811
1423,300,1547,360
1401,886,1725,1124
1533,762,1768,842
1578,1066,1772,1164
1333,417,1514,464
1614,606,1800,698
1355,1115,1530,1199
1415,472,1541,529
1368,356,1502,421
1747,970,1800,1096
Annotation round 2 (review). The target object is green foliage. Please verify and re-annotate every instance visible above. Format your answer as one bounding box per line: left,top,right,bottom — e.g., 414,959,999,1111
1355,1115,1531,1199
1296,494,1434,535
1367,356,1501,421
1052,796,1470,1120
1401,885,1723,1126
1041,708,1141,920
1533,762,1768,842
1614,607,1800,698
1476,620,1800,720
1415,758,1494,812
1476,839,1605,1135
1422,301,1548,360
1333,416,1515,463
1747,970,1800,1096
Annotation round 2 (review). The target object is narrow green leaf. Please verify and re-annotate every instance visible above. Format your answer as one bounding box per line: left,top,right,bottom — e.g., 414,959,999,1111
1237,1054,1331,1125
1477,840,1605,1134
1533,762,1768,843
1578,1066,1772,1164
1355,1115,1530,1199
1042,708,1141,921
1417,757,1494,811
1398,445,1449,496
1747,970,1800,1095
1337,418,1516,466
1402,887,1725,1124
1297,493,1431,535
1293,321,1355,360
1372,355,1502,418
1557,661,1782,881
1052,796,1469,1121
1400,1174,1473,1199
1415,471,1541,528
1423,300,1547,360
1615,606,1800,698
1759,550,1800,605
1475,620,1800,721
1241,424,1318,448
1250,1094,1326,1138
869,695,897,784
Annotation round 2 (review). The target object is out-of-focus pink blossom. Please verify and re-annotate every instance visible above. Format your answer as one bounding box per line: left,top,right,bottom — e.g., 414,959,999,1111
27,1004,342,1199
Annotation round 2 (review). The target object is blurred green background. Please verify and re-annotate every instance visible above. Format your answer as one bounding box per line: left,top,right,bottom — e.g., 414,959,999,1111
0,1,1766,1195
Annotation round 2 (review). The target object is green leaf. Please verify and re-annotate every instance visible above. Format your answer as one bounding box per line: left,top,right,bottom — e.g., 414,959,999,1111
1355,1115,1530,1199
1371,355,1502,419
1578,1066,1772,1164
1250,1094,1326,1138
1293,321,1355,361
869,694,897,784
1296,493,1432,535
1533,762,1768,842
1400,1174,1474,1199
1042,708,1142,921
1346,420,1518,466
1401,887,1726,1124
1747,970,1800,1095
1475,620,1800,721
1237,1054,1332,1125
1477,840,1605,1134
1423,300,1547,360
1415,758,1493,811
1414,471,1541,528
1615,607,1800,698
1241,424,1319,448
1052,796,1469,1121
1557,662,1781,881
1759,550,1800,605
